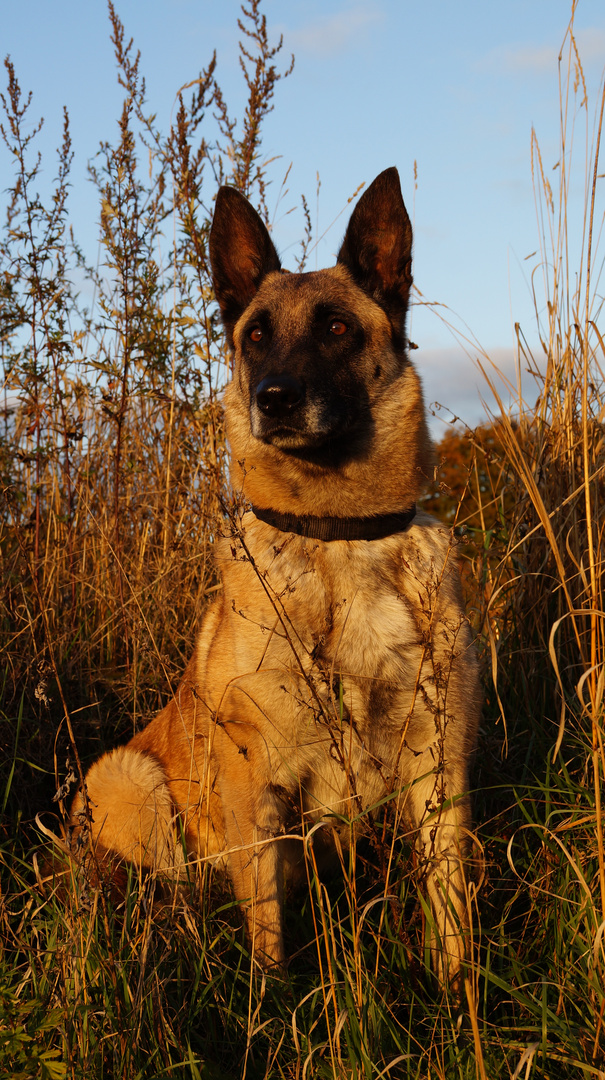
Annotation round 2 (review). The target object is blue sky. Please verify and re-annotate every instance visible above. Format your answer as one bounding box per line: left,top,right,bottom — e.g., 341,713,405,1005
2,0,604,432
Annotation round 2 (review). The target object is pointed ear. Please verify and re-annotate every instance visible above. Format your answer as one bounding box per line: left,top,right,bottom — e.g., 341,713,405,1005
209,186,281,344
337,167,413,332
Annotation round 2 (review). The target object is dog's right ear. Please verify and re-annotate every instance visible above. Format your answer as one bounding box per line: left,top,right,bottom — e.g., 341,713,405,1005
209,187,281,346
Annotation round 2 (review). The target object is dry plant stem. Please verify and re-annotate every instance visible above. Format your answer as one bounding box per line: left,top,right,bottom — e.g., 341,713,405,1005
582,76,605,922
9,511,86,802
464,978,487,1080
12,523,129,1058
594,997,605,1061
162,241,178,560
307,839,339,1078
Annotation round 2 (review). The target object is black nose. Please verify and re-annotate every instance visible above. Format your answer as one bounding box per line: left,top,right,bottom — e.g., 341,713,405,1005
255,374,304,417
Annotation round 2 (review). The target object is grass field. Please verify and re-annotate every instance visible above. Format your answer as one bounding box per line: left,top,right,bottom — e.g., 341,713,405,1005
1,3,604,1077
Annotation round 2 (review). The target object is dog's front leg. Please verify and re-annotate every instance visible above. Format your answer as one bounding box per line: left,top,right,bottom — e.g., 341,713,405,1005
404,761,472,987
213,721,286,970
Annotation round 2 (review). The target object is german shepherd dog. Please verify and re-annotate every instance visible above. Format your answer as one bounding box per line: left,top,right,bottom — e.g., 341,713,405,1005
69,168,481,983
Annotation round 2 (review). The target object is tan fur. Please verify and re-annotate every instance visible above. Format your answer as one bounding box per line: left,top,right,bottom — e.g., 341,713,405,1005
225,266,432,517
69,170,481,983
71,747,184,873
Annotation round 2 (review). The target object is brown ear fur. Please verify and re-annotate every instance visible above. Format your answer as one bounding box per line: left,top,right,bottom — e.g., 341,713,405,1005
209,187,281,345
337,167,413,335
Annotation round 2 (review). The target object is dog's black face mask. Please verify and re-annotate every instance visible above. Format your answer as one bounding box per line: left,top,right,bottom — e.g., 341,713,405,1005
238,279,375,459
209,168,413,463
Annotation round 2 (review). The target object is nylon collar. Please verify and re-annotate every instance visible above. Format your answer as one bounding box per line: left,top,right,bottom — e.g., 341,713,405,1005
250,504,417,542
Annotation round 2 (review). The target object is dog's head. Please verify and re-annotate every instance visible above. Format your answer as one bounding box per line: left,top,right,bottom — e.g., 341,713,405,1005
209,169,417,463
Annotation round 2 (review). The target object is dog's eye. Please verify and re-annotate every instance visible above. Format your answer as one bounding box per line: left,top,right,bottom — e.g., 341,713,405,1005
249,326,263,343
329,320,347,336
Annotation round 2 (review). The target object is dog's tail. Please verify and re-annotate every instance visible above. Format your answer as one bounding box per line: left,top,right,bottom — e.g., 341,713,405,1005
70,746,184,874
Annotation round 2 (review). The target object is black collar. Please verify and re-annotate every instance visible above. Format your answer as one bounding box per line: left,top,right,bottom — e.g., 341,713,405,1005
250,504,416,542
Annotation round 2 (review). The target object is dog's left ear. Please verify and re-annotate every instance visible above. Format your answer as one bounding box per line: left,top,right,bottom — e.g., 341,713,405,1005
337,167,413,333
209,186,281,345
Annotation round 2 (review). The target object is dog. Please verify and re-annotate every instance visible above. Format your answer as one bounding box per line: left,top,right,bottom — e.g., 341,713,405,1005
69,167,481,983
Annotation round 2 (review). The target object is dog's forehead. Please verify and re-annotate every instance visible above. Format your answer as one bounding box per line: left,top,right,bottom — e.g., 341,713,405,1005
244,265,380,327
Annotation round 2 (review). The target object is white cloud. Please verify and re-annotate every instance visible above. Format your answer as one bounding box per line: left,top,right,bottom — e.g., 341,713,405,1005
281,5,384,57
573,27,605,67
417,344,547,435
478,27,605,79
500,44,557,74
475,42,555,77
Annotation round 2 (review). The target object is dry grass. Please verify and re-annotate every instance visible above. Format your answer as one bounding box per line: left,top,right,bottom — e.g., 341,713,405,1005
1,3,604,1077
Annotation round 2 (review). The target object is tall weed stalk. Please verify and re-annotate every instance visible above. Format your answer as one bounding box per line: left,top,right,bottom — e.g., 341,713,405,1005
424,11,605,1070
0,0,296,808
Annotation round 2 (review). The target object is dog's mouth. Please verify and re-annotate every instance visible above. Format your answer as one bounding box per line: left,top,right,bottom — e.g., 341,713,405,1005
250,373,367,458
254,412,344,449
259,427,329,450
252,411,371,468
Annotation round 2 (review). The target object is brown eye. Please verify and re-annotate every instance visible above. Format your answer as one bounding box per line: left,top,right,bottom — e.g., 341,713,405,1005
329,319,347,336
249,326,263,342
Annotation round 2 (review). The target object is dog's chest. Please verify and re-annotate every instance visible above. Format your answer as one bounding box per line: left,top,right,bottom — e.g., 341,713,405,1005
236,520,444,710
214,518,455,811
306,542,421,684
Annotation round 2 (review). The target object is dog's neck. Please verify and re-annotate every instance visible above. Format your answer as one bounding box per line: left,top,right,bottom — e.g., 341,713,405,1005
250,504,417,541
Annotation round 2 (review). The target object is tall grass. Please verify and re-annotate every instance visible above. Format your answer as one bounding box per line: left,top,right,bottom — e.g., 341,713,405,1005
423,14,605,1072
1,2,604,1077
